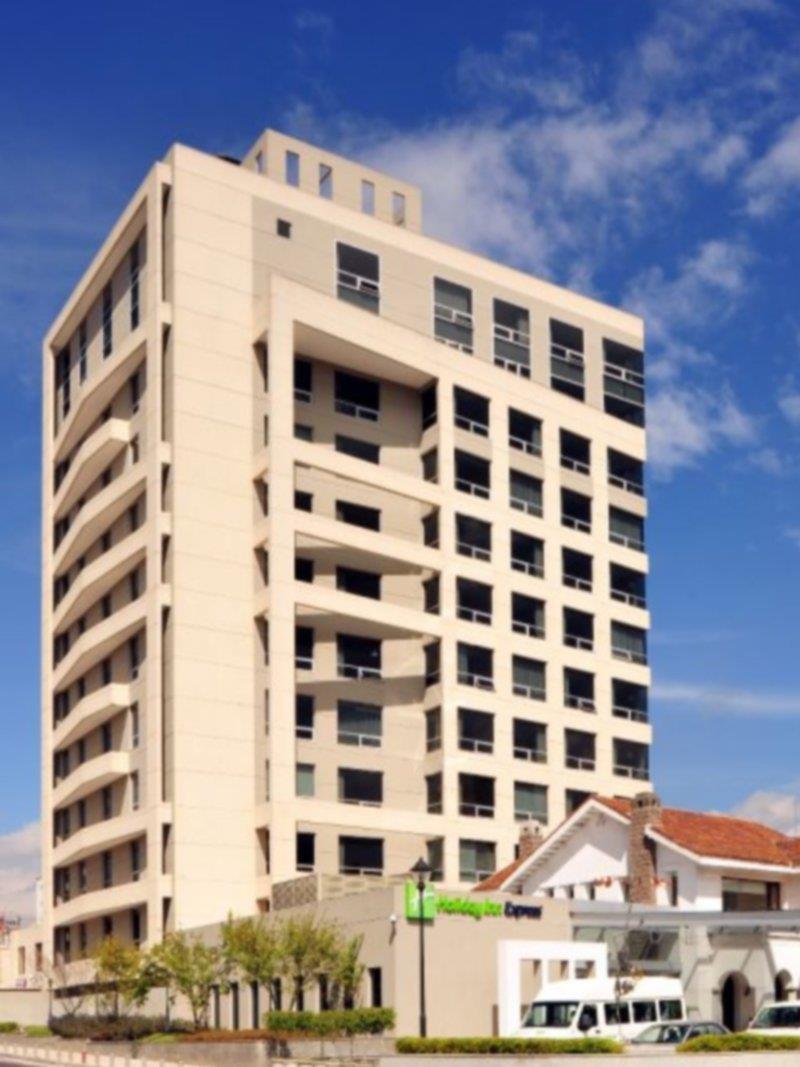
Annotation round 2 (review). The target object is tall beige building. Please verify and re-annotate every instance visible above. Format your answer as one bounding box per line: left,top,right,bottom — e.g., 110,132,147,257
42,129,650,963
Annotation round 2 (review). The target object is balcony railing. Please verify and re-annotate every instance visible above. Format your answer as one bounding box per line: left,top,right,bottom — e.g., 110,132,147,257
563,515,591,533
565,635,594,652
340,795,382,808
561,456,590,475
455,415,489,437
614,764,649,780
512,621,544,639
457,607,492,625
494,354,531,378
294,387,311,403
511,558,544,578
457,542,490,562
338,663,382,680
605,362,644,389
337,730,381,748
334,399,379,422
459,737,493,754
460,802,494,818
460,867,495,883
509,435,541,456
511,496,543,517
340,865,383,876
456,478,490,499
513,683,545,701
610,532,645,552
612,647,647,665
337,270,380,304
565,696,596,713
608,473,644,496
613,705,649,723
295,655,313,670
494,323,530,348
611,589,647,609
458,671,494,690
434,304,474,354
566,756,596,771
514,746,546,763
564,574,592,592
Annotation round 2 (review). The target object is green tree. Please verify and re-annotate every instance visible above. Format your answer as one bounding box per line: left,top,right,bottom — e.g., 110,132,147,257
148,932,230,1029
329,934,365,1009
221,914,282,1007
93,936,149,1018
278,915,340,1010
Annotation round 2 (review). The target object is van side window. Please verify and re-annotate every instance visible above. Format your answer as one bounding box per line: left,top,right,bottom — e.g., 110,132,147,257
604,1002,630,1024
659,999,683,1021
633,1001,657,1023
578,1005,598,1030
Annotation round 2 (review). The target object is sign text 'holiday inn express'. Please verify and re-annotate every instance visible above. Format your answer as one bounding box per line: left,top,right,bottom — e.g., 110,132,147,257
404,882,543,921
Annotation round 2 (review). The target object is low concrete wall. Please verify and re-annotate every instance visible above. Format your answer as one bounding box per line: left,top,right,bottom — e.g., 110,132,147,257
0,989,49,1027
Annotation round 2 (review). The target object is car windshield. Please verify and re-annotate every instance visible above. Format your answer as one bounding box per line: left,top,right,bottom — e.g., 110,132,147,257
634,1023,689,1044
753,1006,800,1028
524,1001,580,1028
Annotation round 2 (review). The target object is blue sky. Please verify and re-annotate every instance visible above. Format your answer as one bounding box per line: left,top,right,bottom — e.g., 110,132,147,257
2,0,800,912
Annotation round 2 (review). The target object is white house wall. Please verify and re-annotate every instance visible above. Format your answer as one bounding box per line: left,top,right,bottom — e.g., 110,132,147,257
521,812,629,900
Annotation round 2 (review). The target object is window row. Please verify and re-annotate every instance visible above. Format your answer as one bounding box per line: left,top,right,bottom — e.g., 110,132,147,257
331,243,645,425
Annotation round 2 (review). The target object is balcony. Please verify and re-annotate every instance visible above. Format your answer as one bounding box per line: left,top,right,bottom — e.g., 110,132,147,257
334,370,380,423
608,449,644,497
52,877,148,927
52,749,131,809
458,708,494,755
55,329,145,461
560,430,591,476
455,451,490,500
550,320,585,401
338,768,383,807
52,595,149,691
610,564,647,609
614,739,650,781
609,507,645,553
564,668,595,713
561,489,592,534
454,387,489,437
336,244,380,314
611,622,648,665
456,514,491,562
53,463,147,576
562,547,592,593
459,773,495,818
511,531,544,579
54,527,147,633
604,340,645,427
512,656,546,701
337,635,382,680
457,643,493,691
508,409,542,456
53,420,131,521
613,679,649,723
52,808,148,868
457,578,492,626
510,471,543,517
511,593,545,639
513,719,546,763
564,608,594,653
53,683,131,751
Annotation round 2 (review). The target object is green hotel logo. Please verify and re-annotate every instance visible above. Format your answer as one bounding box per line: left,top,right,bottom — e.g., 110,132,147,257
404,882,539,921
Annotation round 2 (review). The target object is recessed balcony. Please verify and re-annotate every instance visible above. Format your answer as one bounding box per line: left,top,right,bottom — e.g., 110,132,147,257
53,528,147,632
53,420,131,521
52,749,131,809
53,464,147,576
52,808,146,868
52,683,131,750
51,877,148,926
52,595,149,691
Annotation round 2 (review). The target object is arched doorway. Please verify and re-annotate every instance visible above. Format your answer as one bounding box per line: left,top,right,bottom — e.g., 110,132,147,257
721,972,754,1031
775,970,793,1002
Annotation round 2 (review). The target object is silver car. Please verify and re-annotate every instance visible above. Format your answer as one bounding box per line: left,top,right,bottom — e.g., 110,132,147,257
631,1020,728,1046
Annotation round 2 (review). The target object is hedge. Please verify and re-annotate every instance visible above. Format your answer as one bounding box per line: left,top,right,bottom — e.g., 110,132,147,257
49,1016,194,1041
680,1032,800,1053
0,1023,18,1034
395,1036,623,1055
264,1008,395,1036
23,1026,52,1037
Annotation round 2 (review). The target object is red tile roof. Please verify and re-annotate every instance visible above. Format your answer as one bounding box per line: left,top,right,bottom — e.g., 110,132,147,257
598,796,800,867
475,795,800,892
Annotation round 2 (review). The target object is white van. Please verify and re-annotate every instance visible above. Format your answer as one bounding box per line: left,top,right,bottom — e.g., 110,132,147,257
517,975,687,1042
749,1002,800,1036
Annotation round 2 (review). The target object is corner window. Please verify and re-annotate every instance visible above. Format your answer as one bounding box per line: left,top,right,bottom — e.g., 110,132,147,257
319,162,333,199
361,180,375,215
434,278,473,353
285,150,300,187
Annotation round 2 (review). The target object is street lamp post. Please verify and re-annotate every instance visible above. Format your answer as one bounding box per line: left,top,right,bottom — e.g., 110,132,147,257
410,857,432,1038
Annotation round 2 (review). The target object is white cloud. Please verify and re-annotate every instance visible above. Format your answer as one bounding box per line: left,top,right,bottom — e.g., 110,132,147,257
654,682,800,716
647,385,756,477
784,527,800,549
699,133,749,180
778,389,800,426
744,117,800,216
730,787,800,834
0,822,39,922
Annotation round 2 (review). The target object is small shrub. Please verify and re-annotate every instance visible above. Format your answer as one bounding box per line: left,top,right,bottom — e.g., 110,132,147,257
48,1016,193,1042
395,1036,623,1055
264,1007,395,1036
23,1026,52,1037
0,1022,18,1034
680,1032,800,1053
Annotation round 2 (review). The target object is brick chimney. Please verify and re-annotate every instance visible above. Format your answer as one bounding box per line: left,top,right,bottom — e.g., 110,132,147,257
518,821,543,861
628,792,662,904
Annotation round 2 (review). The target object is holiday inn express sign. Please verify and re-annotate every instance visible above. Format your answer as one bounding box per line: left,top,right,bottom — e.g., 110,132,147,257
404,882,542,921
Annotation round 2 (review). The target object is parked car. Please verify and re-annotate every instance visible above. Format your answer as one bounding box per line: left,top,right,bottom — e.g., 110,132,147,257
749,1003,800,1035
632,1020,729,1046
